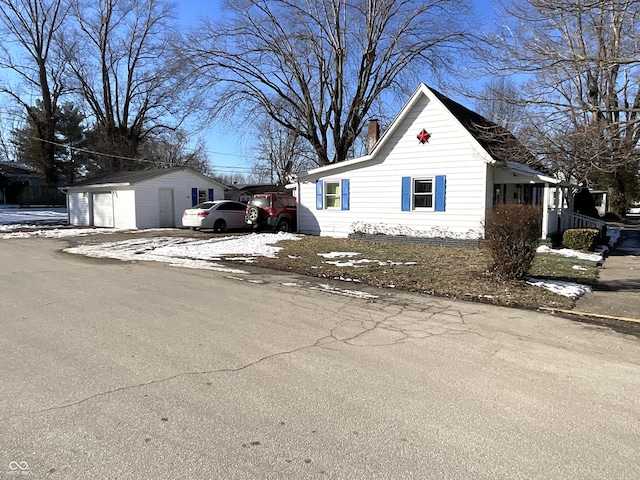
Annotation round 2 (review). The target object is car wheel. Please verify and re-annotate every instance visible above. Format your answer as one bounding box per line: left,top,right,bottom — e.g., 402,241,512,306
213,219,227,232
277,219,290,232
247,207,260,222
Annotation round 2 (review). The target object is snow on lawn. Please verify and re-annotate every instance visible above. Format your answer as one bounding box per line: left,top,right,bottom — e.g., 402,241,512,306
64,233,301,274
0,206,68,231
318,251,417,268
1,227,128,239
536,244,605,263
525,278,592,299
535,227,622,264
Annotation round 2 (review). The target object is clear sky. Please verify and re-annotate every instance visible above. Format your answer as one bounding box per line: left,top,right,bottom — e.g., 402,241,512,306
175,0,499,179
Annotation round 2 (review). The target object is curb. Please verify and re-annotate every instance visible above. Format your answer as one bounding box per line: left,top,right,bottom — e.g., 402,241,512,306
539,306,640,324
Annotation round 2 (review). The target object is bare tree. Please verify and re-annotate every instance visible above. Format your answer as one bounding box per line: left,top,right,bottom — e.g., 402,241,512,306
483,0,640,213
142,130,212,175
252,117,316,184
475,77,524,134
185,0,471,167
0,0,70,185
65,0,194,172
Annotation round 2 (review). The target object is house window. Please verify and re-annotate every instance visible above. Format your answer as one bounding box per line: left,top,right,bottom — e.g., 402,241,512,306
325,181,341,208
316,179,350,210
402,175,445,211
413,179,433,208
191,188,214,206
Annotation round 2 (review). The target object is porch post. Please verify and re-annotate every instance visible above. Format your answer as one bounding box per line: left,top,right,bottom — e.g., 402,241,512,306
564,186,574,231
541,182,550,239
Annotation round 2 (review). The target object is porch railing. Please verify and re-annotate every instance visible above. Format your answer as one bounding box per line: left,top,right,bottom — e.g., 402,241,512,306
565,212,606,232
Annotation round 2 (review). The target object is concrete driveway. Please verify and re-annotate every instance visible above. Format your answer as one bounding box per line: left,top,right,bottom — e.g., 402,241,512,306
1,238,639,479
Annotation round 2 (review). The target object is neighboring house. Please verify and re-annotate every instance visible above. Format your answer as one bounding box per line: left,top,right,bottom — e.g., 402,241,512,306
0,161,65,205
225,183,288,204
294,83,589,240
62,167,227,228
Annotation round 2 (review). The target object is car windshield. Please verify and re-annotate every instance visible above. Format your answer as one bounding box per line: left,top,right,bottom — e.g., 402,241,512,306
249,197,270,208
193,202,217,209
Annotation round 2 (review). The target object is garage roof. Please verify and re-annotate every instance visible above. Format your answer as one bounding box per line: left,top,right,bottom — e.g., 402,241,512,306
65,167,223,189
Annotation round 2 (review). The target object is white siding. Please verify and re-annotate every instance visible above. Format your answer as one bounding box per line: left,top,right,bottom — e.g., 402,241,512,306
134,170,225,228
299,94,488,238
67,192,90,226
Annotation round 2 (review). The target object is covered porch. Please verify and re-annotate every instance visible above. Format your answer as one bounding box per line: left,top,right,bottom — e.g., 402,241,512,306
491,162,603,239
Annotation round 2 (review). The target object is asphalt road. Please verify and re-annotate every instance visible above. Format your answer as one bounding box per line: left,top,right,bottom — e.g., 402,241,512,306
1,238,639,479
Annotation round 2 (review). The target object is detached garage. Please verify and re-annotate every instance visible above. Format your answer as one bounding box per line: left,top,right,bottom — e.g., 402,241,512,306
63,167,227,229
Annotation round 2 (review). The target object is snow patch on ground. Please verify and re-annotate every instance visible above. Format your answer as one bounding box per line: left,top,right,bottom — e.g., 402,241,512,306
312,283,379,299
319,251,418,268
1,227,130,239
64,233,300,272
317,252,361,259
526,278,592,298
536,245,604,263
0,206,67,229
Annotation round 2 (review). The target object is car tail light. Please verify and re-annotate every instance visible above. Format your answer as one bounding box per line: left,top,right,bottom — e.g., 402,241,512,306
197,211,209,217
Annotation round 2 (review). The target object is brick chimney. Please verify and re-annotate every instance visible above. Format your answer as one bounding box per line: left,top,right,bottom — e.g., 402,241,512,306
367,119,380,154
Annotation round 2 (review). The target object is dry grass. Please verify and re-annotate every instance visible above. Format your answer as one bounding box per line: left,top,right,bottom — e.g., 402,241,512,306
252,236,599,310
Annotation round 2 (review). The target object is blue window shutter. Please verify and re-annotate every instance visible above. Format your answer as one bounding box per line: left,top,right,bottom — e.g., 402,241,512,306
401,177,411,211
435,175,446,212
316,180,323,210
208,188,214,201
341,179,350,211
191,188,198,206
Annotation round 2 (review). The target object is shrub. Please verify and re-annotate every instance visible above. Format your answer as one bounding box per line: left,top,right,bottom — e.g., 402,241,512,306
562,228,600,251
485,204,542,280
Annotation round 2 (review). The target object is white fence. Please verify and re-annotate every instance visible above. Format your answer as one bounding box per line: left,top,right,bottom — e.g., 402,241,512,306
565,212,606,231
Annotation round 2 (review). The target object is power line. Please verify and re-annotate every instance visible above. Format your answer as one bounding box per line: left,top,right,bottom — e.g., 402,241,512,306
0,110,261,175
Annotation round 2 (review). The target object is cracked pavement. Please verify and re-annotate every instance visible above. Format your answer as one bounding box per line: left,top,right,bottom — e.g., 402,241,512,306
1,238,639,479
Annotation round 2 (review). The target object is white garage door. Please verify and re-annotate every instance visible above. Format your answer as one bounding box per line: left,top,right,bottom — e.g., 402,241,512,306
93,192,114,227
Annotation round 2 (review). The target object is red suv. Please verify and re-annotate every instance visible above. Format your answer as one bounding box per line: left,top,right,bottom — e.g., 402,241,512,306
245,193,297,232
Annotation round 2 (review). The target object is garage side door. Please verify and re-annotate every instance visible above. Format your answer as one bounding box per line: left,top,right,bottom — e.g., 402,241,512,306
158,188,175,227
93,192,114,227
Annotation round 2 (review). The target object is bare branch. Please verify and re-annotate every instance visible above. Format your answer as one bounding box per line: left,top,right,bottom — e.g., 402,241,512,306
183,0,473,166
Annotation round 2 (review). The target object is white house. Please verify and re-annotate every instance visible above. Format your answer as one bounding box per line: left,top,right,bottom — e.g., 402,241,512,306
294,84,587,240
63,167,227,229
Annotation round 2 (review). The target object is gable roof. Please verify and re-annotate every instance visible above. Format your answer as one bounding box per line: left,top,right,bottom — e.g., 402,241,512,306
66,167,225,189
428,87,537,166
299,83,538,178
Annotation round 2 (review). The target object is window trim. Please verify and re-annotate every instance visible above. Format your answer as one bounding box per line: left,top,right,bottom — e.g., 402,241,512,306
412,177,434,210
324,180,341,209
